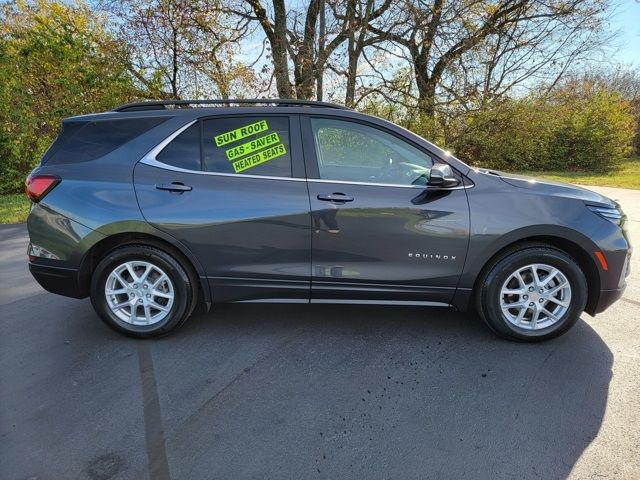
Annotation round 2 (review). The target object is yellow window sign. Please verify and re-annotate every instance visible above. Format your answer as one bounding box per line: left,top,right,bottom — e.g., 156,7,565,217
232,143,287,173
226,132,280,161
214,120,269,147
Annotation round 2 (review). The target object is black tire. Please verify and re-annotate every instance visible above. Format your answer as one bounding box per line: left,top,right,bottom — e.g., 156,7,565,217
476,243,587,342
90,244,197,338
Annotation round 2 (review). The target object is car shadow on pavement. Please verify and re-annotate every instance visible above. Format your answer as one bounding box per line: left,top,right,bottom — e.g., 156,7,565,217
145,303,613,480
1,292,614,480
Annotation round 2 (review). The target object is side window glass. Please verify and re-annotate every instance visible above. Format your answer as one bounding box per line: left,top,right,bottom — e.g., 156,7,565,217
310,118,433,186
202,116,292,177
45,117,168,165
156,123,201,171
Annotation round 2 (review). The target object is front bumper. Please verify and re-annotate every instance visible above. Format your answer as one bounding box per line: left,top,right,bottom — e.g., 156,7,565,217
589,230,631,315
29,262,87,299
591,286,626,315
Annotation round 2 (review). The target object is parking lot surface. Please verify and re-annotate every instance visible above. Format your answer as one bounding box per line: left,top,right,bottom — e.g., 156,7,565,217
1,185,639,480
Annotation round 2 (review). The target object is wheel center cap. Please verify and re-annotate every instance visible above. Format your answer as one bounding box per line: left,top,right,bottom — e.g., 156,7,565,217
530,292,542,302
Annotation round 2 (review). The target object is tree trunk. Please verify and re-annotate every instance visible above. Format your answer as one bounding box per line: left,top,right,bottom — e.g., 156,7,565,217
293,58,316,99
247,0,293,98
170,23,179,99
344,0,357,107
271,0,294,98
294,0,321,99
414,56,436,117
316,0,325,101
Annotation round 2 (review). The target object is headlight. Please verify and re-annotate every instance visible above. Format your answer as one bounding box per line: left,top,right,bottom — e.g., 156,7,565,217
587,205,623,225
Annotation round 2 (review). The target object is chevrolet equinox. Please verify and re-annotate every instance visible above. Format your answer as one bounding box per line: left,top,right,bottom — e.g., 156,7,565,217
25,99,631,341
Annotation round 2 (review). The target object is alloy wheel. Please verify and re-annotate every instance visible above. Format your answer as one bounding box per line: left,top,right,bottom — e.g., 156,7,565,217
499,263,572,330
104,261,174,326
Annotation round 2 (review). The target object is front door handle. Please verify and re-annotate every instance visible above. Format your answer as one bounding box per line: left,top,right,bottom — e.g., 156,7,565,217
156,182,192,193
317,193,354,203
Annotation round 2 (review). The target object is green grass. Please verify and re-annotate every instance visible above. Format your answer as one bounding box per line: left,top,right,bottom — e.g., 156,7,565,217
511,157,640,190
0,193,30,224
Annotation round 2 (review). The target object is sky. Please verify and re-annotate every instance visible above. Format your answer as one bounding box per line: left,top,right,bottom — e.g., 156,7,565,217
610,0,640,66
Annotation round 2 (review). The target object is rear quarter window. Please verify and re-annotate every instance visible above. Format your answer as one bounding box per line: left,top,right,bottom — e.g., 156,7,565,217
42,117,168,165
155,123,201,171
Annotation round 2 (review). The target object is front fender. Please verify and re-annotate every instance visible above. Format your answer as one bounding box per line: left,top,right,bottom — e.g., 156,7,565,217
459,224,602,289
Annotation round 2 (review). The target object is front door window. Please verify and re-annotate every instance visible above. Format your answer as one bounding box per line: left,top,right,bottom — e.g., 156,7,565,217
311,118,434,186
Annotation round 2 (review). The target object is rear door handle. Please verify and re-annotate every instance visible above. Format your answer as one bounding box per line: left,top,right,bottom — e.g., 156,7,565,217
155,182,192,193
317,193,354,203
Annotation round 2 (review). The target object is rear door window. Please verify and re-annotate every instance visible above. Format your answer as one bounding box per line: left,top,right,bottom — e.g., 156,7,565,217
202,116,292,177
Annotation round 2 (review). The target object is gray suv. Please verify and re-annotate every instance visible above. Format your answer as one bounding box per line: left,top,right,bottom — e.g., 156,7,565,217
25,99,631,341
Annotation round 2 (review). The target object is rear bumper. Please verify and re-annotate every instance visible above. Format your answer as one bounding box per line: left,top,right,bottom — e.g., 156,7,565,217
29,263,87,299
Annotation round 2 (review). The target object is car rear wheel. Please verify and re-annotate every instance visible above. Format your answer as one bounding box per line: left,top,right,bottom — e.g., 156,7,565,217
476,244,587,342
90,245,197,338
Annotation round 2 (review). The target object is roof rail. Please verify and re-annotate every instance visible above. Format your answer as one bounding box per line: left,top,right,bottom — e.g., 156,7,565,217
113,98,350,112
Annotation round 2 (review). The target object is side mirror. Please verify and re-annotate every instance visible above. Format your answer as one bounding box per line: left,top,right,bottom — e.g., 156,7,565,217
428,163,460,188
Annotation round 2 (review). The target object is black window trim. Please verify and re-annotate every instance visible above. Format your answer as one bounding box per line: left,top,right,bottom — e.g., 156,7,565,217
141,116,305,181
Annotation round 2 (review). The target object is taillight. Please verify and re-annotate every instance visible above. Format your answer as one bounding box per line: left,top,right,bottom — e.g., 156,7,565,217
25,174,60,203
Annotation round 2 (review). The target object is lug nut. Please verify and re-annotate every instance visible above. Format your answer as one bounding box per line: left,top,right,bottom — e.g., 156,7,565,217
146,294,151,298
138,299,143,303
539,289,543,294
529,287,534,292
523,295,528,300
133,284,138,288
539,298,544,303
529,302,534,307
143,285,148,289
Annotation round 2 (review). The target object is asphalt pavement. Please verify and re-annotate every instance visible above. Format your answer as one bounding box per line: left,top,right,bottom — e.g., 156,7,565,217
1,185,639,479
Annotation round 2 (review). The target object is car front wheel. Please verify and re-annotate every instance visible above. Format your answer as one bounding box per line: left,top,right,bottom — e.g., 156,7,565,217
477,244,587,342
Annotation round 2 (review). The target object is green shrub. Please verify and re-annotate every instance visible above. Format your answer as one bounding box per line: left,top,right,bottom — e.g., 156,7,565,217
0,0,136,194
449,99,554,171
450,87,635,173
547,89,635,172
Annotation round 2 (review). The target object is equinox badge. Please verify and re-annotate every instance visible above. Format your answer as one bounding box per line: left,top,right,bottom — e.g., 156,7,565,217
408,253,457,260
